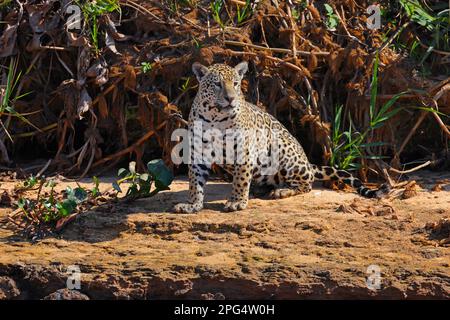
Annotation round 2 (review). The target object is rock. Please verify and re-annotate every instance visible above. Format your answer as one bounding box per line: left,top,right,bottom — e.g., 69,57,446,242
43,289,89,300
0,277,20,299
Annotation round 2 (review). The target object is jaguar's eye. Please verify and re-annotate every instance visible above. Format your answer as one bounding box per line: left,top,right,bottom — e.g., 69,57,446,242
234,81,239,87
214,80,221,87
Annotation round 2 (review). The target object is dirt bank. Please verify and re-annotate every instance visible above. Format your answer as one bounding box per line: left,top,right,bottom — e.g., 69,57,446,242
0,171,449,299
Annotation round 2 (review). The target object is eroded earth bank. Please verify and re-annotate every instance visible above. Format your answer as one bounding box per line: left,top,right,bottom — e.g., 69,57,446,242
0,172,449,299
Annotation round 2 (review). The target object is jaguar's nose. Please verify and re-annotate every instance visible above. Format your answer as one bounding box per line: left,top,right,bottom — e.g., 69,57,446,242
225,96,235,104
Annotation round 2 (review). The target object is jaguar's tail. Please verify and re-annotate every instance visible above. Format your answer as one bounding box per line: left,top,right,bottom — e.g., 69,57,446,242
311,165,390,198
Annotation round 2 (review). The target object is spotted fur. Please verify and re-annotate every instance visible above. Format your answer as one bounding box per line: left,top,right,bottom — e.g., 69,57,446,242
173,62,389,213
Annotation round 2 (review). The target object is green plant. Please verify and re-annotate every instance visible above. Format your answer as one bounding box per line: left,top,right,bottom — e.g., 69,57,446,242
236,0,252,25
0,0,12,9
192,36,202,49
166,0,178,13
324,4,339,31
79,0,121,53
330,105,364,170
92,176,100,197
141,62,153,74
400,0,437,31
291,0,308,21
399,0,449,57
166,0,197,13
0,58,37,142
12,160,172,237
113,159,173,200
23,175,39,189
292,1,307,21
17,176,100,224
291,8,300,21
412,106,450,119
331,54,405,170
368,55,405,130
211,0,224,27
179,77,191,93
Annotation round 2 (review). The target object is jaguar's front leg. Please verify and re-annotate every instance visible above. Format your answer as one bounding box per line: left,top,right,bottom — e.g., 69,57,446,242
174,164,209,213
224,163,253,212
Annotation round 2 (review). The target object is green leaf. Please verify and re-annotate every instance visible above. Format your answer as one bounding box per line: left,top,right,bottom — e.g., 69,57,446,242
399,0,435,30
141,62,153,74
147,159,173,191
413,106,450,118
372,107,403,127
323,4,338,30
56,199,77,217
118,168,129,178
376,92,406,119
43,201,53,210
65,186,74,198
73,187,88,203
347,163,362,170
17,198,26,208
332,105,343,144
24,176,38,188
138,180,151,195
92,176,100,197
112,181,122,193
126,184,139,197
93,176,99,188
360,142,388,148
369,53,379,122
45,179,56,188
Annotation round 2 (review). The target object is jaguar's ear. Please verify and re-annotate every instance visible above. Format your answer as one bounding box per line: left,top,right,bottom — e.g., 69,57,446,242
234,61,248,79
192,62,209,81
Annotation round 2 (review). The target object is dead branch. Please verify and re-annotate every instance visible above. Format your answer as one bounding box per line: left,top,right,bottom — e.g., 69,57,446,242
224,40,330,57
92,120,168,168
389,161,432,174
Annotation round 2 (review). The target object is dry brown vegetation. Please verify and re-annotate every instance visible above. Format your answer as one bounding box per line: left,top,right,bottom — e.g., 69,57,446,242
0,0,448,182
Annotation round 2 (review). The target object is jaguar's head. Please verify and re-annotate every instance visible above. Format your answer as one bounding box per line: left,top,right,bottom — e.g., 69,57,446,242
192,61,248,110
